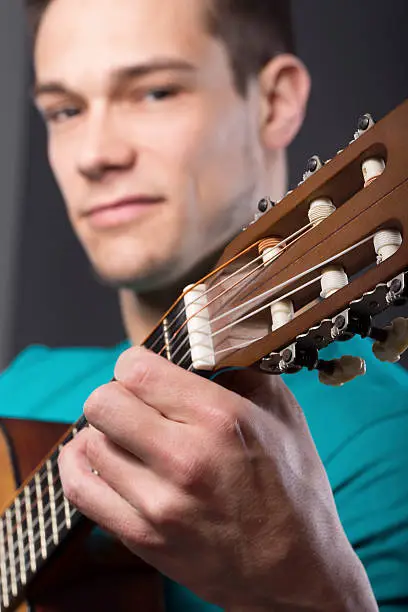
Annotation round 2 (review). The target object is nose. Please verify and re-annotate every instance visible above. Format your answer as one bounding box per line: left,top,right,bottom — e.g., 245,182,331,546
77,108,136,182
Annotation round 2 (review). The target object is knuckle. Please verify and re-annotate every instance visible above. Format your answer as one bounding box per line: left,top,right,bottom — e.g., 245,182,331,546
58,450,82,505
84,383,111,420
85,430,107,468
172,453,206,491
115,347,151,390
122,528,166,553
205,402,243,436
144,492,186,529
62,477,84,508
128,359,150,391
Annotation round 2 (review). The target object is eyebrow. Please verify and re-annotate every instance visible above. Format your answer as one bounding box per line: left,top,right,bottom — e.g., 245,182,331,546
32,58,197,100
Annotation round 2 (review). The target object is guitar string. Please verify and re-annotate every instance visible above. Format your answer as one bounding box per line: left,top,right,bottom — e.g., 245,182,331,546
148,222,314,354
176,232,375,368
0,233,375,582
206,234,374,331
167,252,282,367
156,225,316,358
185,276,323,371
211,274,323,339
180,231,376,370
167,225,315,366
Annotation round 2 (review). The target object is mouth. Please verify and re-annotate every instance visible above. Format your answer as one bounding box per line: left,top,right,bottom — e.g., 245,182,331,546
84,196,165,229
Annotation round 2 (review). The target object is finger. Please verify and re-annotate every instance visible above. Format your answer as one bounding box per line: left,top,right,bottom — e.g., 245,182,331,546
84,427,193,527
58,430,162,549
114,346,248,423
84,381,180,466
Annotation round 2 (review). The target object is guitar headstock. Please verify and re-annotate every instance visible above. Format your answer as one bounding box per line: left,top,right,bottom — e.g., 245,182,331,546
153,99,408,386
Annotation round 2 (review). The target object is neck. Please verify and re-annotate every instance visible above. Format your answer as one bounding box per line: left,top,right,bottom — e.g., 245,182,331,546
119,248,225,346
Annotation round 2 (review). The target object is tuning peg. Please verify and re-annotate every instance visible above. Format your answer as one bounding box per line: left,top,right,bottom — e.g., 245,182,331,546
372,317,408,363
318,355,366,387
277,345,365,387
354,113,375,140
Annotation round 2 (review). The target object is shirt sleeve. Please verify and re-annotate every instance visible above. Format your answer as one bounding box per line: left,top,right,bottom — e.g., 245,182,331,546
328,408,408,610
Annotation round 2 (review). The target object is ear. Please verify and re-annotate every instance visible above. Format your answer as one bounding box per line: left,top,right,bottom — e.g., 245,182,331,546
259,54,311,150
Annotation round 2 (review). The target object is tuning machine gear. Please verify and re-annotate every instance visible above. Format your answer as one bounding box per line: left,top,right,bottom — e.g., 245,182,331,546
259,343,301,375
259,342,366,387
331,310,355,342
295,344,366,387
386,273,408,306
302,155,324,182
286,344,365,386
251,197,277,224
330,306,408,365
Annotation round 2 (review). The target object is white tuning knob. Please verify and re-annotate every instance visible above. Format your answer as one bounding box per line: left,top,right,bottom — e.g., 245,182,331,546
372,318,408,363
318,356,366,387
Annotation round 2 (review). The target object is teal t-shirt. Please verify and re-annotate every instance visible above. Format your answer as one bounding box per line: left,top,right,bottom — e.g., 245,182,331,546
1,336,408,611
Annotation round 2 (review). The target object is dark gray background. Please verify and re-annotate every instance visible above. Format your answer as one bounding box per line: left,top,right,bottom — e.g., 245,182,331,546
1,1,408,368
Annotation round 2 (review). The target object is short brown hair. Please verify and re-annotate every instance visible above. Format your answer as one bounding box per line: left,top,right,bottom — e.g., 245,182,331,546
25,0,294,96
207,0,294,95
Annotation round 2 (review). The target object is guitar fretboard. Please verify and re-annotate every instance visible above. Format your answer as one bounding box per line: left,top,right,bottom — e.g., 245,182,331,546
0,301,192,611
0,416,86,610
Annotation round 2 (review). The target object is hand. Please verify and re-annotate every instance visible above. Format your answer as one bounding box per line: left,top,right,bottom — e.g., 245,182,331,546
58,347,377,611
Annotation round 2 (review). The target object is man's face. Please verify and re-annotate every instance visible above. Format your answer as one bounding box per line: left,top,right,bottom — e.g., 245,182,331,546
34,0,266,289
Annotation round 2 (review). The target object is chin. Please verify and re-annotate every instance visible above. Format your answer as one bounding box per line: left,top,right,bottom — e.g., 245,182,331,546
88,255,184,292
81,224,186,288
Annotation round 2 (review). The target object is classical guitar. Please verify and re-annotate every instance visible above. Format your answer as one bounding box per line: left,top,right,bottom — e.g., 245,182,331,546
1,99,408,611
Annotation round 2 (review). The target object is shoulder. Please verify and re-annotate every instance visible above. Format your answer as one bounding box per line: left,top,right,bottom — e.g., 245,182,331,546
0,342,130,423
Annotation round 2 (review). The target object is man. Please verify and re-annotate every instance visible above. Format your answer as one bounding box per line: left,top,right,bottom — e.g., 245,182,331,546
1,0,407,609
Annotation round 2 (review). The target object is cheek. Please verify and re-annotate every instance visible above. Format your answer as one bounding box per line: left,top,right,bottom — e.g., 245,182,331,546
135,99,253,210
186,105,255,222
48,139,75,200
48,137,83,226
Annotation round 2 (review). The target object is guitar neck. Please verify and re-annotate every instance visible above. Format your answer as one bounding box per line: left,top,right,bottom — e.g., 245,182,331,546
0,302,193,611
0,415,87,611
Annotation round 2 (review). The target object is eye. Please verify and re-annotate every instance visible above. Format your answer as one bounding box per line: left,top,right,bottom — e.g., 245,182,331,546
42,106,81,124
144,87,180,102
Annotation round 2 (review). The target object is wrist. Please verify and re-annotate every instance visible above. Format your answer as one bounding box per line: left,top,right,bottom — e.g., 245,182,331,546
226,538,378,612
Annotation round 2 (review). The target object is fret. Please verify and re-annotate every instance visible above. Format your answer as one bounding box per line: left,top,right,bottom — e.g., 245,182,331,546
162,317,172,361
59,444,72,530
24,484,37,573
144,322,166,355
14,497,26,586
170,301,192,370
34,473,47,560
143,300,193,369
5,510,17,598
46,459,59,546
0,517,9,609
